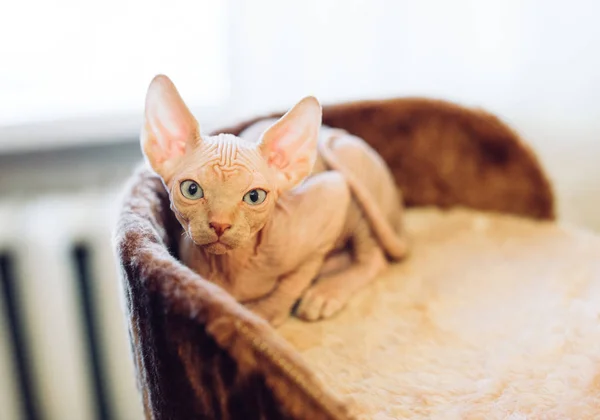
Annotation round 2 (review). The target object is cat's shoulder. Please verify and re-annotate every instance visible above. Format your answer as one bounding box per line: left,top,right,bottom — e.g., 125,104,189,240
266,171,350,256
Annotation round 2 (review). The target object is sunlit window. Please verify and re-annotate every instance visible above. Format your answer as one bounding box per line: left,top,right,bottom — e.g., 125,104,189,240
0,0,229,127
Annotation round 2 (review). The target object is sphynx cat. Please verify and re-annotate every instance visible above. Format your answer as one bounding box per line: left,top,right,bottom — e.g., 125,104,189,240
141,75,408,326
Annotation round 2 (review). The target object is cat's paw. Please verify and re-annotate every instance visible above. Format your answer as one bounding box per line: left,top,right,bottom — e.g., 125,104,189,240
245,300,290,327
295,283,349,321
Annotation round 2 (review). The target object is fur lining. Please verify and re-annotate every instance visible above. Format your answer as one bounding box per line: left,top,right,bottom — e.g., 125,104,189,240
280,208,600,419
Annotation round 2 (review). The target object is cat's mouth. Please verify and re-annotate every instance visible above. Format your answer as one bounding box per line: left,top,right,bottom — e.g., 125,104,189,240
187,231,236,255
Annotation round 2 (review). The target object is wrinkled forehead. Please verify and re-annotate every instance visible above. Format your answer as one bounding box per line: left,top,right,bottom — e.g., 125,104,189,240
183,134,268,186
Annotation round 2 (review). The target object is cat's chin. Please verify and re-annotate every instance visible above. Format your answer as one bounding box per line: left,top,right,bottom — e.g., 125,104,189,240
203,242,233,255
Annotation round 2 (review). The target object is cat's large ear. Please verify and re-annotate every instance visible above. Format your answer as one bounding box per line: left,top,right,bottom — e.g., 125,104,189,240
141,75,201,183
258,96,322,191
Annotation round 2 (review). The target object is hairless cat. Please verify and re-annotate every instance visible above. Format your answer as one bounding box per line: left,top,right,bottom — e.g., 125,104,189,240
141,75,408,326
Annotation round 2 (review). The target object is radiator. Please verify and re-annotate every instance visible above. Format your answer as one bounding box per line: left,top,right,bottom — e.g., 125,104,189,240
0,190,144,420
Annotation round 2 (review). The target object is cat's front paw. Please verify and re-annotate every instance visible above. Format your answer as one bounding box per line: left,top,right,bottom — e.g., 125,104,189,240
245,300,290,327
295,283,349,321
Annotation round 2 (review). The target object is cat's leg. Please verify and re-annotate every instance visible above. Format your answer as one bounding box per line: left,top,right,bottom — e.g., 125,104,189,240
245,255,325,326
295,220,387,321
318,250,352,277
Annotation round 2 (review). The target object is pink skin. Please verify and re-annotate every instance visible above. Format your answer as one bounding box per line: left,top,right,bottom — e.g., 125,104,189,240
141,75,408,326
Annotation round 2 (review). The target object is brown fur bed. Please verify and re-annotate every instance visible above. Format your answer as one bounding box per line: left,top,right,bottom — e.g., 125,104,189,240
114,98,572,419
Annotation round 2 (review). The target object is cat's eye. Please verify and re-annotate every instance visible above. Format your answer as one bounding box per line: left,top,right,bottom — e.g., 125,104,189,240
180,180,204,200
243,189,267,205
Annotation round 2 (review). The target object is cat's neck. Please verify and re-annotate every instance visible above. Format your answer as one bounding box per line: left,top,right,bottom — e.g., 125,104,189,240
185,227,272,300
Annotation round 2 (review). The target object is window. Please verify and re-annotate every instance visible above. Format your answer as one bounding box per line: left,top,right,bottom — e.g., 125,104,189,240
0,0,229,150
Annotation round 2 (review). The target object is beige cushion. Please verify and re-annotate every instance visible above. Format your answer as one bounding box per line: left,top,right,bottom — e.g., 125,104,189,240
279,208,600,419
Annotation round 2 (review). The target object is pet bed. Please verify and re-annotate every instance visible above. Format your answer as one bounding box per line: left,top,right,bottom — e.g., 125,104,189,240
114,98,599,419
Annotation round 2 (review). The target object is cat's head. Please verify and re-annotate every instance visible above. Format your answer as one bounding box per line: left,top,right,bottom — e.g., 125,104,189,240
140,75,322,255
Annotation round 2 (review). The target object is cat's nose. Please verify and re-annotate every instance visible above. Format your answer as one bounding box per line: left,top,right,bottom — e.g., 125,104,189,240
209,222,232,237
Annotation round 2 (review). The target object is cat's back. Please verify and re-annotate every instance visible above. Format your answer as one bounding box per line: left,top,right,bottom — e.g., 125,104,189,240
315,127,402,223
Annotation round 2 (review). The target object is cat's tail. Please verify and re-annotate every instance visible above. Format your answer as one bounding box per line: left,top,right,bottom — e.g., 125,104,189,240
318,131,409,261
